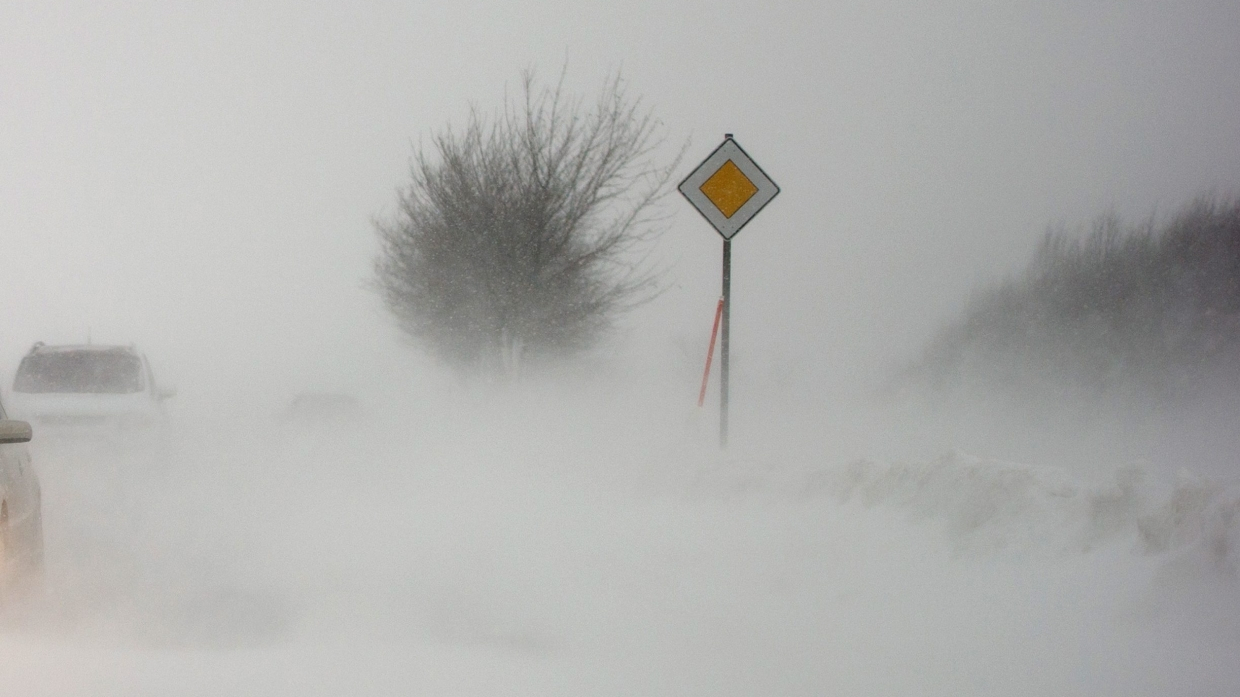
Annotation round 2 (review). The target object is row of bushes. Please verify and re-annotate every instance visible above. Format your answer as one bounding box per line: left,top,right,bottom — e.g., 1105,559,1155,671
911,196,1240,399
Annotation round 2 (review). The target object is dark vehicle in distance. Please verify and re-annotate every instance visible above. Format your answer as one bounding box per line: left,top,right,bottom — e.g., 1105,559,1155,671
280,392,362,427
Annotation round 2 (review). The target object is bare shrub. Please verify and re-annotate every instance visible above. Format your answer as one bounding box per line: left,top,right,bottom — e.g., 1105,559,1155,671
374,70,682,376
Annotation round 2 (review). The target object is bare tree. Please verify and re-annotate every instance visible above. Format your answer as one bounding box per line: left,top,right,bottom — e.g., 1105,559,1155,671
374,70,681,376
906,194,1240,399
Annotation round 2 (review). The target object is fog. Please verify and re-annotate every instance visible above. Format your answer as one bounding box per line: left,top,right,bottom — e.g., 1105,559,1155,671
2,2,1239,695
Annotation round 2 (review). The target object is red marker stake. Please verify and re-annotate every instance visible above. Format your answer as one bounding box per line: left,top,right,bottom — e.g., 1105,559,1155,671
698,297,726,407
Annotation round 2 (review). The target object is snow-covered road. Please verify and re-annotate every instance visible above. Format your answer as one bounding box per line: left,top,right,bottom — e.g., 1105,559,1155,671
3,394,1237,696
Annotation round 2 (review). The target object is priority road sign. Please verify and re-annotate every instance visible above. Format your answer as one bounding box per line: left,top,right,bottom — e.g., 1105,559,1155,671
678,137,779,240
680,135,780,449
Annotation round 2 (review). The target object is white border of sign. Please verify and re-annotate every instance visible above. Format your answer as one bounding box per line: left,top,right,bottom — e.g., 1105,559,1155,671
678,138,780,240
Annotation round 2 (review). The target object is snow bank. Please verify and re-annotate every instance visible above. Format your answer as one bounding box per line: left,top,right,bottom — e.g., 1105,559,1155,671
814,452,1239,569
690,449,1239,573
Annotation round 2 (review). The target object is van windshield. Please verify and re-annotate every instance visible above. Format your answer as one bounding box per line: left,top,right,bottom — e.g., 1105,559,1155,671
14,351,143,394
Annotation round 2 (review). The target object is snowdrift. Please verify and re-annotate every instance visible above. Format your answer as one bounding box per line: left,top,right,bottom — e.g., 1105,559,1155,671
694,448,1240,573
818,453,1240,568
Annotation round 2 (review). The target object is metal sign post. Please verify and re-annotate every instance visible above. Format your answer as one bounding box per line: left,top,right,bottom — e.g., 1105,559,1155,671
720,238,731,445
679,135,779,448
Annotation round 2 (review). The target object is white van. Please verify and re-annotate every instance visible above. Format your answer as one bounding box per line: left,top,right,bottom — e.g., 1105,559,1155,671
8,343,175,437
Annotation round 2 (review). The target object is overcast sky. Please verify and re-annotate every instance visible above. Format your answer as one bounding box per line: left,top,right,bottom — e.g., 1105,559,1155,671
3,1,1238,408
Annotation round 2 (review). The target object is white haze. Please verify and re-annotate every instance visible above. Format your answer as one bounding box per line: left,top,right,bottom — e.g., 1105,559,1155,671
2,1,1239,695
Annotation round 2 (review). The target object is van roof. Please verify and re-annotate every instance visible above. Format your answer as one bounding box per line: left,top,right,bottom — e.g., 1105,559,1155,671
27,342,138,356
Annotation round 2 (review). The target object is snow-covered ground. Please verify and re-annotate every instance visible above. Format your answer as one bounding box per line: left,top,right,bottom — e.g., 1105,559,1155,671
1,387,1237,696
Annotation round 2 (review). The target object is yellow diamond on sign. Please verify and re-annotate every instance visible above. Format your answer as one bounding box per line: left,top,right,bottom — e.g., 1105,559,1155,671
680,136,778,239
699,160,758,218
